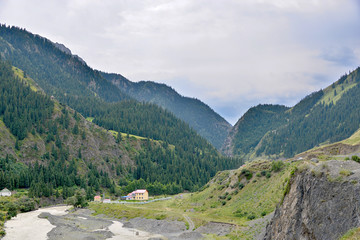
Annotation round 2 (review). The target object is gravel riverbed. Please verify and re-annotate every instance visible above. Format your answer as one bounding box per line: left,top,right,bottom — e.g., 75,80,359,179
2,206,211,240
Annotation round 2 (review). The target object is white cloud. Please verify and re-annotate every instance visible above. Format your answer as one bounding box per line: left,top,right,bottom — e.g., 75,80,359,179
0,0,359,124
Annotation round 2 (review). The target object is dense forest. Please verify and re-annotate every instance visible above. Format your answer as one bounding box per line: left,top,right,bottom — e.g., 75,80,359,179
0,60,53,140
100,72,231,149
0,56,242,199
0,25,232,159
228,104,289,157
0,24,230,151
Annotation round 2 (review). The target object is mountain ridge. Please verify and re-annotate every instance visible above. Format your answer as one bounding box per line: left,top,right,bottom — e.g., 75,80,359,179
100,71,232,149
224,67,360,160
0,25,241,194
0,24,231,150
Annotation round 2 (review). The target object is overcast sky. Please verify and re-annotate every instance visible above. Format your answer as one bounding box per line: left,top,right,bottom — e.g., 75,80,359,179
0,0,359,124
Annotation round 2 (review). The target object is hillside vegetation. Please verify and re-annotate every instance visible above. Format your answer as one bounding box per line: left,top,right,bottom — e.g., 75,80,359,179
225,67,360,159
100,72,232,149
0,24,231,150
90,159,294,239
0,59,243,201
222,104,288,157
90,128,360,239
0,24,242,192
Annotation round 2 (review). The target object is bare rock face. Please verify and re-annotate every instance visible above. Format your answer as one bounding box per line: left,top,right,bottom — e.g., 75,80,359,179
264,160,360,240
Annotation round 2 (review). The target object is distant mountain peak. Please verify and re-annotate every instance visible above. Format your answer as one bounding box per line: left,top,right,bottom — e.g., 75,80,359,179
100,71,232,149
52,41,86,65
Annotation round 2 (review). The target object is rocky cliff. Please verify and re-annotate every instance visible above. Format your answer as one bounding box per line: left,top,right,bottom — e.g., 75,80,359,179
264,160,360,240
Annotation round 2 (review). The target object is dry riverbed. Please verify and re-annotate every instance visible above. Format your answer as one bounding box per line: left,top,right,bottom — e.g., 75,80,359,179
2,205,212,240
3,205,70,240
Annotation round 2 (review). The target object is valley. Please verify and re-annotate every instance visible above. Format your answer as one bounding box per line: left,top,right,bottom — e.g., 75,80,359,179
0,23,360,240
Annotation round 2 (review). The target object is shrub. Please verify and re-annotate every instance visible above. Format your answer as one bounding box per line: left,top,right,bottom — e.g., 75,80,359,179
0,211,6,221
65,196,76,206
227,195,232,201
266,172,271,178
239,183,245,190
155,214,166,220
233,209,245,217
352,155,360,163
271,160,284,172
261,211,267,217
339,169,352,176
218,195,226,200
241,169,253,180
261,170,267,176
247,213,256,220
221,201,226,206
344,157,350,160
5,202,18,218
17,197,36,213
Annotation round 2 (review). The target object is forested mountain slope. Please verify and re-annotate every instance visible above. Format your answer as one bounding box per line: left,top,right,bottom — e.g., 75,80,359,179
100,72,231,149
0,25,223,153
0,59,133,197
0,59,242,196
222,104,289,158
0,25,241,192
0,26,129,102
225,67,360,159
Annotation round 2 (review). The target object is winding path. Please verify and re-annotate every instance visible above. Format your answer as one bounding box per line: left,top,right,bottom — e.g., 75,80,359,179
183,214,195,231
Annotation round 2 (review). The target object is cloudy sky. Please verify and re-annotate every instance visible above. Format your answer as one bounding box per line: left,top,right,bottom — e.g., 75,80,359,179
0,0,359,124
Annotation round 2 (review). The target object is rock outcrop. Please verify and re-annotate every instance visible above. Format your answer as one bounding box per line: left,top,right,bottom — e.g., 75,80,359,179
264,160,360,240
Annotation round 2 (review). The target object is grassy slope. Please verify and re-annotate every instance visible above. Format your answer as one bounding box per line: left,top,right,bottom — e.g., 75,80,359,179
318,71,358,106
89,160,294,239
12,66,41,92
319,83,356,106
294,126,360,161
341,228,360,240
91,123,360,238
88,115,174,147
342,129,360,146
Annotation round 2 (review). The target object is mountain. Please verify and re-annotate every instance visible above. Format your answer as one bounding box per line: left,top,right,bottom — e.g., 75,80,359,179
0,26,129,103
222,104,289,157
19,28,231,149
224,67,360,159
178,127,360,239
0,24,242,193
0,59,134,196
52,42,86,65
99,72,231,149
0,24,230,150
